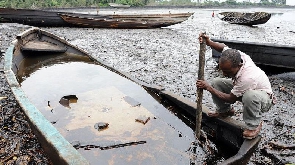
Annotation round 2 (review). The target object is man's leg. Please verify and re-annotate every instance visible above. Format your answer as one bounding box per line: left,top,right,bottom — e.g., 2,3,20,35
242,90,272,139
242,90,272,128
211,77,233,113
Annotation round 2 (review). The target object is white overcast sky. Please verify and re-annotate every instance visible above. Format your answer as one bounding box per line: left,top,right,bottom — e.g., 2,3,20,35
286,0,295,5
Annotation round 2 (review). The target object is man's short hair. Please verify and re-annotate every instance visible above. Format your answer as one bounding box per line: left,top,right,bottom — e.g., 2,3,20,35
220,49,241,68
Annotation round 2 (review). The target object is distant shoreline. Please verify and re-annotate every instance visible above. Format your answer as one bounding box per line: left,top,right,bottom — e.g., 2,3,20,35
45,5,295,11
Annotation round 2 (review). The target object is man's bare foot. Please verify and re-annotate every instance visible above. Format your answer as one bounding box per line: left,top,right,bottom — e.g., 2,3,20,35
207,108,235,118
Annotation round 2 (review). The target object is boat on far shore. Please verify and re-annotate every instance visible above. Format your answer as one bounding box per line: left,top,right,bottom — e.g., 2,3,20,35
58,12,194,29
218,11,271,26
108,3,131,8
0,7,193,28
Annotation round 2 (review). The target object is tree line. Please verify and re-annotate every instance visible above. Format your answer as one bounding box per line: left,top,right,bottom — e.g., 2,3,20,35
0,0,288,9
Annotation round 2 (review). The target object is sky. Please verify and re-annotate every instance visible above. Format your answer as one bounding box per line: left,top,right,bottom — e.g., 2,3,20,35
286,0,295,5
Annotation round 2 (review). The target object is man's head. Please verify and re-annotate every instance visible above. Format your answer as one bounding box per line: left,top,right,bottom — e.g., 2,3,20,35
219,49,242,78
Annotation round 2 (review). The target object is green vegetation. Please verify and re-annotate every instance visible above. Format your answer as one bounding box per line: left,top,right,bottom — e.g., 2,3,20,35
0,0,288,8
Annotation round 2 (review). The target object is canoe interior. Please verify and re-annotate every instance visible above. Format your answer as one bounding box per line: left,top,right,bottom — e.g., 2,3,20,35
211,38,295,69
6,27,260,164
21,41,67,53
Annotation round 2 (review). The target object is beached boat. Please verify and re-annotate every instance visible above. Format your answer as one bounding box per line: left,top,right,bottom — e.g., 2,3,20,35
218,12,271,26
108,3,131,8
0,7,111,27
4,27,260,164
0,7,71,27
211,38,295,69
0,7,192,28
110,12,194,19
58,12,193,29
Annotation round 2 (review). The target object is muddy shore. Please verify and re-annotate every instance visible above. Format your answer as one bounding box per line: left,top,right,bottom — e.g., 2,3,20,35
0,7,295,164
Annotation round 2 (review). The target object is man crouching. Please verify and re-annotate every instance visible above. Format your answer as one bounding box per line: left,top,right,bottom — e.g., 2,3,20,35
196,33,275,139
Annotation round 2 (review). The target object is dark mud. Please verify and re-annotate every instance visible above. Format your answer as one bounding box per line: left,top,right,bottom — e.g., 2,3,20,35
0,7,295,164
0,25,52,163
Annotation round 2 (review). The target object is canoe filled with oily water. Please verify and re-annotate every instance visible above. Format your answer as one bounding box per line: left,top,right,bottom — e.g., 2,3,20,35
4,27,260,165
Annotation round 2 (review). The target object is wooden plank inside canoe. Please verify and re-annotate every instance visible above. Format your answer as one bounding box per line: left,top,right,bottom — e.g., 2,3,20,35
21,41,67,53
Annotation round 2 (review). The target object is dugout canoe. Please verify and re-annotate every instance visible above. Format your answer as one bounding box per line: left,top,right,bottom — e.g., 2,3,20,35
0,7,72,27
0,7,111,27
58,12,193,29
109,12,194,19
108,3,131,8
0,7,192,28
211,38,295,69
218,12,271,26
4,27,260,164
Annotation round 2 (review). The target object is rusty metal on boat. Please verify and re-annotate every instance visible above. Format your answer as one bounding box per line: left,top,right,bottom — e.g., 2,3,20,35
4,27,260,164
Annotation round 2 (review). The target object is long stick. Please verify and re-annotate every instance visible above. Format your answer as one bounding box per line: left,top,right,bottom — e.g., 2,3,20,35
195,33,206,139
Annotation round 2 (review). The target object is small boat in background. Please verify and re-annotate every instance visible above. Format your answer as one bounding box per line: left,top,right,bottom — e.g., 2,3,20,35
0,7,109,27
0,7,70,27
0,7,192,29
58,12,193,29
108,3,130,8
218,12,271,26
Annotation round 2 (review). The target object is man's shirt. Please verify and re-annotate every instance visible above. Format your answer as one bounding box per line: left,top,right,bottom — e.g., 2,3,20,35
222,47,273,97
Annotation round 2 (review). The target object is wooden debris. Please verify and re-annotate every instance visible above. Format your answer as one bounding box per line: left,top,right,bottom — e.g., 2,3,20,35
135,115,150,125
269,141,295,150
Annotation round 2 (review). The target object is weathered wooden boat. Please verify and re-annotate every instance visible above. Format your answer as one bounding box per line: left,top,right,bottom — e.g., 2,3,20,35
108,3,131,8
211,38,295,69
0,7,113,27
4,27,260,164
0,7,71,27
58,12,193,29
218,12,271,26
0,7,192,29
109,12,194,19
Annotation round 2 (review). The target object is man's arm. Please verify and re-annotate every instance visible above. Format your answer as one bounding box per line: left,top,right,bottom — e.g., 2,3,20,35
196,80,238,103
199,33,226,52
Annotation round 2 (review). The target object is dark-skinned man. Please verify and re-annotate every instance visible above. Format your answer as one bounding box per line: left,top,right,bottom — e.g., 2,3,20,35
197,33,275,139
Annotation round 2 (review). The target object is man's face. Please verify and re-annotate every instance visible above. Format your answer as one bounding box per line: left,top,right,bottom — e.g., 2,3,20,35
219,60,240,78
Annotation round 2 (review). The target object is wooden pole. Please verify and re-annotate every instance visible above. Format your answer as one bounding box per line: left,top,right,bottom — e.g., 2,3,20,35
195,33,206,139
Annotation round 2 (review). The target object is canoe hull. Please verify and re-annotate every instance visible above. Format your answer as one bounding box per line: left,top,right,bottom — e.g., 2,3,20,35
58,13,193,29
0,7,192,28
0,8,71,27
211,38,295,69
